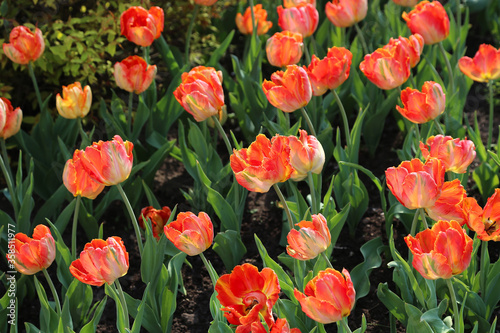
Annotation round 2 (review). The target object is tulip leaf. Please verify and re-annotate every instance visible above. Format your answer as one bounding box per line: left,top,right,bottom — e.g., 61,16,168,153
46,219,73,291
99,98,127,140
33,184,69,226
485,258,500,319
350,237,384,301
79,296,107,333
213,230,246,271
275,299,309,333
420,303,453,333
65,279,92,330
104,284,128,332
131,99,150,142
207,30,234,67
405,303,433,333
487,150,500,168
152,70,185,136
60,295,73,332
472,162,499,202
34,276,59,333
141,139,175,183
129,283,151,333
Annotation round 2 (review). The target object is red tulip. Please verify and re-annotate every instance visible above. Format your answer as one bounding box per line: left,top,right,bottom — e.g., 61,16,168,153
266,31,304,68
288,130,325,181
405,220,473,279
294,268,355,323
215,263,280,330
463,189,500,242
70,237,129,286
425,180,467,225
2,26,45,65
396,81,446,124
304,47,352,96
420,135,476,174
458,44,500,83
63,150,105,200
383,34,424,68
7,225,55,275
0,97,22,140
164,211,214,256
240,318,301,333
277,4,319,38
325,0,368,28
114,56,157,94
56,82,92,119
138,206,172,240
235,5,273,35
120,6,164,47
402,1,449,45
230,134,294,193
287,214,331,260
262,65,312,113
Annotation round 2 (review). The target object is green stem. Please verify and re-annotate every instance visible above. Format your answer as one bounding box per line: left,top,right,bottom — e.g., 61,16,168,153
0,140,18,219
320,251,333,269
300,107,317,137
248,0,256,35
273,184,294,231
199,252,219,287
77,117,89,146
340,316,353,333
284,112,290,130
114,280,130,330
28,62,43,112
211,116,232,156
128,92,133,136
438,42,455,94
332,89,351,147
433,118,445,135
303,42,311,64
414,123,421,156
42,268,62,315
353,22,369,55
410,208,420,236
418,208,428,230
143,46,150,64
116,183,143,256
446,278,460,333
409,72,417,88
480,240,488,300
307,172,318,214
455,0,461,46
185,4,200,65
487,80,494,149
71,195,82,260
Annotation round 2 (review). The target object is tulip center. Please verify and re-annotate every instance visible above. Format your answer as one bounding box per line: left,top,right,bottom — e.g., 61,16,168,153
484,219,498,235
242,291,267,314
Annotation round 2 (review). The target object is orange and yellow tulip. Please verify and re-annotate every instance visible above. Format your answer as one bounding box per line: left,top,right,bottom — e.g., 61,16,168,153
138,206,171,240
458,44,500,83
463,189,500,242
383,34,424,68
396,81,446,124
0,98,22,140
7,225,55,275
266,31,304,68
164,211,214,256
392,0,420,6
262,65,312,113
277,4,319,38
173,66,226,122
287,213,331,260
70,237,129,286
120,6,164,47
63,150,105,200
294,268,355,324
425,180,467,225
235,5,273,36
325,0,368,28
114,55,157,94
420,135,476,174
55,82,92,119
405,220,473,279
402,1,449,45
2,25,45,65
385,158,445,210
284,0,316,7
288,130,325,181
194,0,218,5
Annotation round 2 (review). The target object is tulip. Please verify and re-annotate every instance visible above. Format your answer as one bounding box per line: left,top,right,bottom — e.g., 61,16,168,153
325,0,368,28
114,55,157,94
266,31,304,68
120,6,164,47
359,42,411,90
284,0,316,8
425,180,467,225
63,150,105,199
287,214,331,260
402,1,450,45
173,66,225,122
2,25,45,65
420,135,476,174
463,189,500,242
392,0,420,6
7,225,55,275
164,211,214,256
383,34,424,68
396,81,446,124
304,47,352,96
139,206,172,240
0,98,22,140
55,82,92,119
405,220,473,279
70,237,129,286
458,44,500,83
385,158,445,210
294,268,355,324
79,135,134,186
262,65,312,113
288,130,325,181
243,318,301,333
235,4,273,36
215,263,280,330
230,134,294,193
277,4,319,38
194,0,218,5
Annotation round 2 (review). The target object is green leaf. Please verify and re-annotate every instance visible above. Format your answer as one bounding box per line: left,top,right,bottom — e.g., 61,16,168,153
46,219,73,290
79,297,108,333
350,237,384,301
405,303,433,333
207,30,234,67
213,230,246,270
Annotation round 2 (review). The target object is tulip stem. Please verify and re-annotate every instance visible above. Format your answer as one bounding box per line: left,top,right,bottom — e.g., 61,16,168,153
410,209,420,236
28,61,43,112
185,4,199,66
353,23,369,55
480,240,489,301
248,0,256,35
273,184,294,231
414,123,421,155
71,195,82,260
114,280,130,330
307,172,318,215
116,183,143,256
437,42,455,95
419,208,428,230
321,251,333,269
77,118,89,146
128,92,133,136
455,0,461,46
433,118,445,135
211,116,232,156
0,139,18,220
199,252,219,288
487,80,494,149
42,268,62,315
332,90,351,147
446,278,460,333
300,107,317,137
409,72,417,88
340,316,353,333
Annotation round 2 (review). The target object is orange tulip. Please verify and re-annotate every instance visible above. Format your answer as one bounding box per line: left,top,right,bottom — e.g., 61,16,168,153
194,0,218,5
79,135,134,186
396,81,446,124
2,25,45,65
287,213,331,260
0,98,22,140
173,66,225,122
383,34,424,68
277,4,319,38
114,55,157,94
294,268,355,324
402,1,449,45
63,150,105,200
138,206,172,240
230,134,294,193
262,65,312,113
7,225,55,275
235,5,273,35
425,180,467,225
70,237,129,286
463,189,500,242
405,220,473,280
359,42,411,90
325,0,368,28
420,135,476,174
392,0,420,6
120,6,164,47
164,211,214,256
284,0,316,7
215,263,280,330
244,318,301,333
55,82,92,119
385,158,445,210
288,129,325,181
266,31,304,68
458,44,500,83
304,47,352,96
